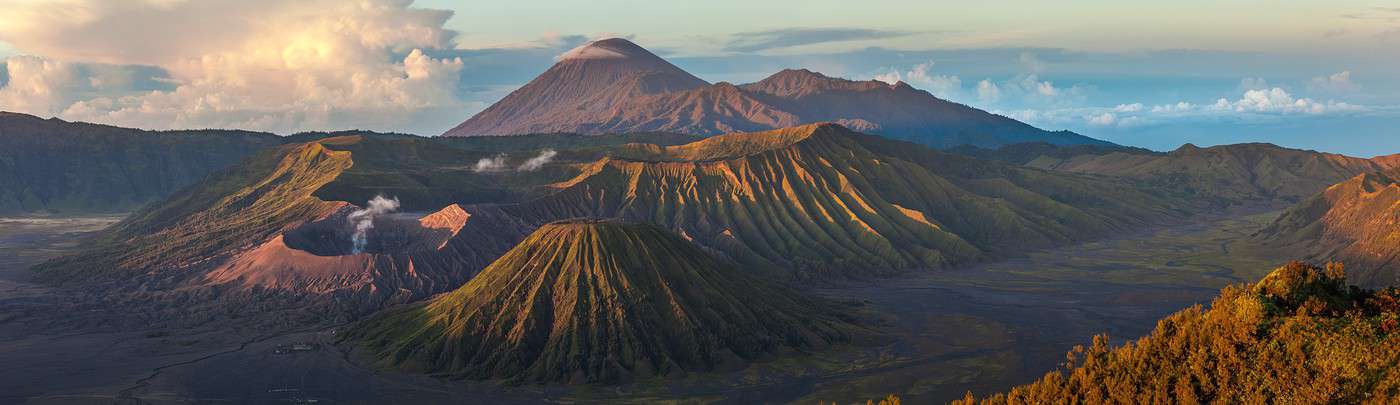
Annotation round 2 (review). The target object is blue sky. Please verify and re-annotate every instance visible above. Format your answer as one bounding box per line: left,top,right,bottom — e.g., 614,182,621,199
1,1,1398,155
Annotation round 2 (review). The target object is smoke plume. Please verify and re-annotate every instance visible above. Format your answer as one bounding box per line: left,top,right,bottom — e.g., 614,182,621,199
473,154,508,172
517,149,557,171
348,195,400,254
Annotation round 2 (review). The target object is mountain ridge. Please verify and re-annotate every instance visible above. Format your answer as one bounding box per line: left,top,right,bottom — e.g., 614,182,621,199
1255,170,1400,287
442,38,1109,149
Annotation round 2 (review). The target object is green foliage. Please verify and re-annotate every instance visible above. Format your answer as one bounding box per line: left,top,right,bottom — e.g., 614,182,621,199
954,262,1400,404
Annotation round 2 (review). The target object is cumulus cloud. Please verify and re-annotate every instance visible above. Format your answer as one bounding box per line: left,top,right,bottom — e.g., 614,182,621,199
1308,71,1360,93
976,80,1001,104
994,74,1088,107
0,0,469,134
1087,112,1117,126
1213,87,1365,114
1151,102,1196,113
517,149,557,171
870,62,961,99
871,71,900,85
1018,52,1046,73
0,56,85,114
1113,103,1144,113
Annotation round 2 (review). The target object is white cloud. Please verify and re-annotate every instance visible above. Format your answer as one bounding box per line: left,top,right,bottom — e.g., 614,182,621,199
995,74,1088,107
976,80,1000,104
1214,87,1364,114
517,149,557,171
870,61,962,99
473,154,509,172
0,0,469,134
1150,102,1196,113
1018,52,1045,73
1308,71,1360,93
872,71,901,85
1087,112,1116,126
0,56,83,114
1113,103,1144,113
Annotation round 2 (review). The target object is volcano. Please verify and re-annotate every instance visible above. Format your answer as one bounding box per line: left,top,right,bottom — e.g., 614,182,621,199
345,219,858,384
442,38,1109,149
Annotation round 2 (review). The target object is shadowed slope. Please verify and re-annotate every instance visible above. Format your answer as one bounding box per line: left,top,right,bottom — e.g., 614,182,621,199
1018,142,1400,205
0,111,285,214
345,219,859,384
954,262,1400,404
1256,171,1400,287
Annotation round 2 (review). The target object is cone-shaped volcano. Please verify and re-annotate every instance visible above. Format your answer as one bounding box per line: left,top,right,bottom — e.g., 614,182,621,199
345,219,858,384
442,38,709,137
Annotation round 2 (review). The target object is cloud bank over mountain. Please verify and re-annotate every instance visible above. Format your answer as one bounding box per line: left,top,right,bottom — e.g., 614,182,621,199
0,1,1397,155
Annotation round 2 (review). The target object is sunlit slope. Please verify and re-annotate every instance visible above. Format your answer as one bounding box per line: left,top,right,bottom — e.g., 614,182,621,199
1257,171,1400,287
32,134,697,303
34,141,354,283
346,219,859,384
507,123,1185,279
954,262,1400,404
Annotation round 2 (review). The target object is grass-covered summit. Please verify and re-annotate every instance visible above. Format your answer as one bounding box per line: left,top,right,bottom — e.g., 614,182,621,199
344,219,860,384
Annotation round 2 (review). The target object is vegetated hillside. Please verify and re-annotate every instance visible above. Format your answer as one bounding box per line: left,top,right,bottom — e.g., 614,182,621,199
497,123,1187,280
443,38,1109,150
345,219,860,384
953,262,1400,404
1255,171,1400,288
1002,142,1400,206
0,111,285,214
34,141,355,284
33,134,702,310
37,124,1184,313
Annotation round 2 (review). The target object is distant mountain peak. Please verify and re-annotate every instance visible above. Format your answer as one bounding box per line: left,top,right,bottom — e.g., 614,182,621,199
555,37,654,61
443,40,1111,149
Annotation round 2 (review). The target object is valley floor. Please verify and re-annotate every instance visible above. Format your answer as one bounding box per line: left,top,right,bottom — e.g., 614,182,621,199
0,210,1287,404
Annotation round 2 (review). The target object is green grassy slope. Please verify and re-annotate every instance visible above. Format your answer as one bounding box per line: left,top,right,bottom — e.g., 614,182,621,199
34,141,353,283
345,219,860,384
33,133,700,288
953,262,1400,404
502,123,1188,279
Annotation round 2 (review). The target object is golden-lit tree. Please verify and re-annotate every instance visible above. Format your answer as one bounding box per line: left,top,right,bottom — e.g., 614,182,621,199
954,262,1400,404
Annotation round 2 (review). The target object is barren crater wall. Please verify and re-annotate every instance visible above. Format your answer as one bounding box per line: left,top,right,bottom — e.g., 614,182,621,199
282,211,460,256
